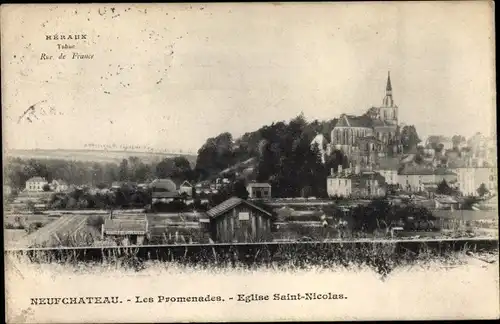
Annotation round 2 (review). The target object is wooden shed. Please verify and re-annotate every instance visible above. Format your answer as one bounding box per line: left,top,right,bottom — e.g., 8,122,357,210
102,218,148,246
207,197,273,243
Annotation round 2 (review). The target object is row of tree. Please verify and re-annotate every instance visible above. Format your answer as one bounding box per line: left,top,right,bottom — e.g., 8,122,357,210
4,156,195,191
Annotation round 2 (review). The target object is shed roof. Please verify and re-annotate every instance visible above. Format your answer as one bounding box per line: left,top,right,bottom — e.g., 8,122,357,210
206,197,272,218
104,219,147,235
246,182,271,188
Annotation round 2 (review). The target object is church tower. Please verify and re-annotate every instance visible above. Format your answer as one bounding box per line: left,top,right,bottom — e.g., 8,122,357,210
379,71,398,124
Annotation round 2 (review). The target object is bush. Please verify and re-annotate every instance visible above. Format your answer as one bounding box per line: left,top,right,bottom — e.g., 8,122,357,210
87,215,105,229
26,221,44,234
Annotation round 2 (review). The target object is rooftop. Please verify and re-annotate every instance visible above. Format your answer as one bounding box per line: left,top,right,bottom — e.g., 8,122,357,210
150,178,177,192
336,114,373,129
104,219,147,235
206,197,272,218
247,182,271,188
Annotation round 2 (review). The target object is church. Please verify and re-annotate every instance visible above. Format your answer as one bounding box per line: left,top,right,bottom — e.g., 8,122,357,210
330,72,403,166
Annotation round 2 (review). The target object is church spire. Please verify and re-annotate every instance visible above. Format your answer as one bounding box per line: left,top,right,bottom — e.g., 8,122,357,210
386,71,392,94
383,71,394,107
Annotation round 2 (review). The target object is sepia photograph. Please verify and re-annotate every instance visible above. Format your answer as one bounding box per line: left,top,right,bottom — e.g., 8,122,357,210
2,2,498,322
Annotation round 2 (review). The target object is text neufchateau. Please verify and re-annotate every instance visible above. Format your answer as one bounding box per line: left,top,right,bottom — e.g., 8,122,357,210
45,34,87,41
30,293,346,305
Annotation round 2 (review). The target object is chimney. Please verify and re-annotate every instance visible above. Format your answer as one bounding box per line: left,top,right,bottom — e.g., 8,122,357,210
338,165,343,174
355,164,361,175
330,168,335,176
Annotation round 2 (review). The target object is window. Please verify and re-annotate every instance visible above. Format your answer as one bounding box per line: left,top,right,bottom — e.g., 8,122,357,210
238,212,250,221
263,190,269,196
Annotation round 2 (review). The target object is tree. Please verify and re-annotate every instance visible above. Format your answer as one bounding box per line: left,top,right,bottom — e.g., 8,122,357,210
436,179,452,195
118,159,129,181
435,143,445,154
42,184,51,191
477,183,489,197
452,135,466,148
195,132,234,179
400,125,421,153
325,149,349,174
232,179,249,199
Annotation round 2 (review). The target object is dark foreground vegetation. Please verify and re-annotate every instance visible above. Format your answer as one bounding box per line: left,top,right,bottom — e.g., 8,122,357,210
7,239,498,278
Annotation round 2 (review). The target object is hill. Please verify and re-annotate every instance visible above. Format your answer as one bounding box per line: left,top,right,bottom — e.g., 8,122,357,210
5,149,197,167
194,115,340,196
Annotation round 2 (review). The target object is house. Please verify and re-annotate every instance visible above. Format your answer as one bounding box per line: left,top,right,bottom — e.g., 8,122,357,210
102,218,148,246
206,197,273,243
50,179,69,192
179,180,193,197
246,182,272,199
151,191,180,204
397,164,456,192
327,169,352,197
327,165,385,198
351,172,386,198
374,157,400,185
25,177,48,192
453,167,497,196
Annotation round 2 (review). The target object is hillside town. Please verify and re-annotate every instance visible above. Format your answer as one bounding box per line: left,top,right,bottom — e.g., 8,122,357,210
4,73,498,249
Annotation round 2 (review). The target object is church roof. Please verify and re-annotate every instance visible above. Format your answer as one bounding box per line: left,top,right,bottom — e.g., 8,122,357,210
336,114,373,128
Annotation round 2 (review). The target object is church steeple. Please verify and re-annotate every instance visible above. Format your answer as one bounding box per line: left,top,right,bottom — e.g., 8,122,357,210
383,71,394,107
386,71,392,94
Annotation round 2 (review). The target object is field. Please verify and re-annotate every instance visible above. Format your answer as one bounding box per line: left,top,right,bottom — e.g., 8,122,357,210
6,214,103,248
6,148,197,166
4,246,499,322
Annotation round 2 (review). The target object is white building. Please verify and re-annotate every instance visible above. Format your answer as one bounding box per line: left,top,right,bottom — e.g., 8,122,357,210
179,180,193,196
246,183,272,199
455,167,497,196
25,177,48,192
327,165,352,197
327,176,352,197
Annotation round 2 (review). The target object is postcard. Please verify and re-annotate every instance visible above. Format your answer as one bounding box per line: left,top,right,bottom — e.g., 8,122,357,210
2,2,498,323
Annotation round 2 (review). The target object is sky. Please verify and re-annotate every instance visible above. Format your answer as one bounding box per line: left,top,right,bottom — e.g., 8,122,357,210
1,2,496,153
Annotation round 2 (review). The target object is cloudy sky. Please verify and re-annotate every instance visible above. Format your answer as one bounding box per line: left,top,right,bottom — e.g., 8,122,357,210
1,2,495,153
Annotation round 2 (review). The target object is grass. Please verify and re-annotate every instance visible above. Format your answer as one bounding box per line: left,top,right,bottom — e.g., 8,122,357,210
7,241,497,279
